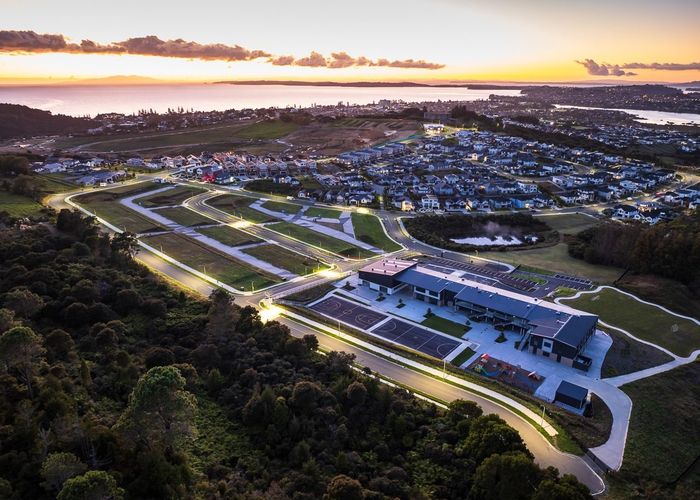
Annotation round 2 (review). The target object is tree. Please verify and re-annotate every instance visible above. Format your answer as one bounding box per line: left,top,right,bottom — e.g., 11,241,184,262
531,476,592,500
57,471,124,500
40,452,87,492
0,326,45,397
45,329,75,362
110,232,139,260
324,474,365,500
470,452,542,500
114,366,197,453
2,287,43,318
0,308,16,333
461,415,530,462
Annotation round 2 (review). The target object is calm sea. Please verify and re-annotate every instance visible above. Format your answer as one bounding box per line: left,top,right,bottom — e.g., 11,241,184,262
0,84,521,117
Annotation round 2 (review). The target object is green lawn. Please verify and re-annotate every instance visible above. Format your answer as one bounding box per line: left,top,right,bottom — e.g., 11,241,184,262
0,191,45,217
261,200,303,214
563,288,700,357
617,361,700,486
283,282,335,303
57,123,253,152
242,244,329,276
153,206,214,227
268,221,376,259
196,225,261,247
73,191,166,233
600,327,674,378
305,206,343,219
94,181,164,197
141,232,280,291
351,212,401,252
207,194,278,223
535,213,599,235
450,347,477,367
135,185,204,207
481,243,624,284
421,315,470,338
235,120,299,139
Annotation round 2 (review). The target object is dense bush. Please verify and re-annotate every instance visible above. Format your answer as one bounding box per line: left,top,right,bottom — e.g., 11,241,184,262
567,211,700,287
0,212,590,499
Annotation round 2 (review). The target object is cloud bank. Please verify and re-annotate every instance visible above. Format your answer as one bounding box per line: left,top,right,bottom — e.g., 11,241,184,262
0,30,444,70
577,58,700,77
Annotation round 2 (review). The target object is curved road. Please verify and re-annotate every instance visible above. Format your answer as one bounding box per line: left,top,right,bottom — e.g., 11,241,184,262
47,182,605,493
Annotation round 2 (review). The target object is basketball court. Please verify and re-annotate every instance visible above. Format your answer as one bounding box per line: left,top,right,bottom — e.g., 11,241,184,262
372,318,461,359
311,296,387,329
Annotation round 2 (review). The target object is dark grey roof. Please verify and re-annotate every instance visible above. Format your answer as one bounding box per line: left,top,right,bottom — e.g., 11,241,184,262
556,380,589,402
394,266,597,346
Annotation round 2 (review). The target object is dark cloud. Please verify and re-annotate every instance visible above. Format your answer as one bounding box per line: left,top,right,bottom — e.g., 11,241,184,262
0,30,68,52
622,61,700,71
113,36,270,61
576,58,700,77
294,51,328,67
575,59,635,77
268,55,295,66
0,30,444,70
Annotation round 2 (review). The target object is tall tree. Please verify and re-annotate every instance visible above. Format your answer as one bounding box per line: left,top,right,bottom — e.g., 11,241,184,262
114,366,197,453
0,326,45,397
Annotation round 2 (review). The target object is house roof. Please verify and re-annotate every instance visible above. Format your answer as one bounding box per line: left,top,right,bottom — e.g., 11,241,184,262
556,380,589,402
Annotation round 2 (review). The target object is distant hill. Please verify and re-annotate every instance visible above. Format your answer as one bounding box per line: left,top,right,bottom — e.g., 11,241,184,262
58,75,164,85
0,103,97,140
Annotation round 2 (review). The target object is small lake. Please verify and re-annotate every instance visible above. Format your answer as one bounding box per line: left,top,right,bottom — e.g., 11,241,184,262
450,236,523,246
554,104,700,126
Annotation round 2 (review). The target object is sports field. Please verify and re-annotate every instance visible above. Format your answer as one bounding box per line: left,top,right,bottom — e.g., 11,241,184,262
373,318,461,359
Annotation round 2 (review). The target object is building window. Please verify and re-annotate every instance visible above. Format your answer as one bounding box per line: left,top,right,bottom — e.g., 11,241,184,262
379,286,387,293
542,339,553,353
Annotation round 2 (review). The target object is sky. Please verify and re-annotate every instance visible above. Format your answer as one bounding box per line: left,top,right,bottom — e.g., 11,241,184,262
1,0,699,84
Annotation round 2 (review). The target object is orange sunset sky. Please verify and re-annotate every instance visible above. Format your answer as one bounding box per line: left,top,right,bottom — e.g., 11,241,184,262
1,0,699,84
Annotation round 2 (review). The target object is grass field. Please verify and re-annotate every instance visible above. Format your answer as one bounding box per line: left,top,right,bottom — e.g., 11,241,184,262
235,120,299,139
261,200,303,214
481,243,624,284
135,185,204,207
57,123,253,152
73,191,166,233
617,361,700,486
153,206,214,227
563,288,700,357
351,213,401,252
305,206,343,219
284,282,336,303
0,191,46,217
207,194,278,224
535,213,599,235
450,347,476,366
242,244,328,276
196,225,261,247
421,315,469,338
141,232,280,291
268,221,376,259
600,327,674,378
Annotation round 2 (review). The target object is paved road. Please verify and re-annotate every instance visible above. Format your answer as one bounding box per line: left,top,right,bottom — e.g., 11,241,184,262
48,181,605,493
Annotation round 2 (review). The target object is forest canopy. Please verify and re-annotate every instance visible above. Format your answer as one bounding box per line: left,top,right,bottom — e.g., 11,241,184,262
0,211,591,499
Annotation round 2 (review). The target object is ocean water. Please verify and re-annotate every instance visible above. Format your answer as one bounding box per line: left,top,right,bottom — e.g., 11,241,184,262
0,84,521,117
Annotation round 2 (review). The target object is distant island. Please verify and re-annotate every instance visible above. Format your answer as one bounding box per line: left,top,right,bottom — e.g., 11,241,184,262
215,80,526,90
